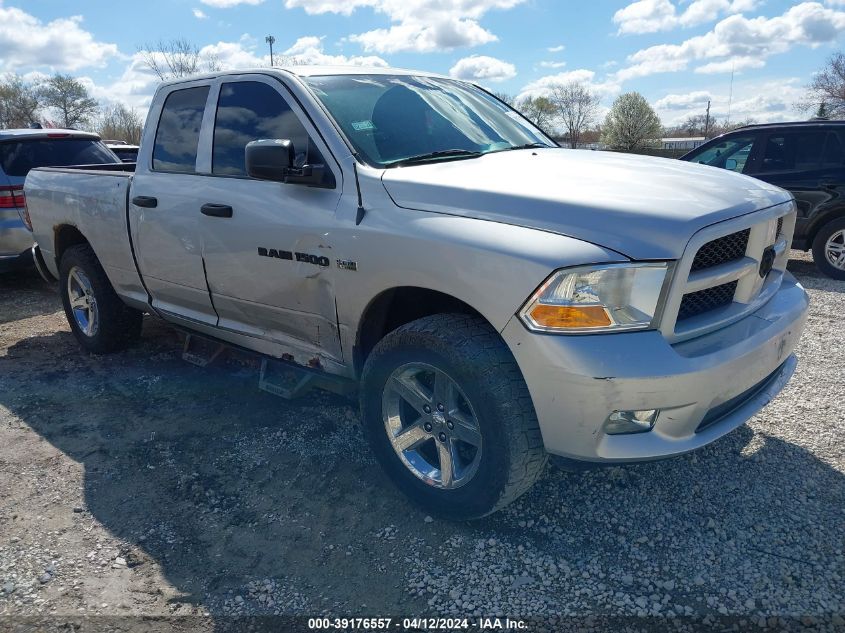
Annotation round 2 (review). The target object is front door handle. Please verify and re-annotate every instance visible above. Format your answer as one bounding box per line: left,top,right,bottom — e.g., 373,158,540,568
132,196,158,208
201,203,233,218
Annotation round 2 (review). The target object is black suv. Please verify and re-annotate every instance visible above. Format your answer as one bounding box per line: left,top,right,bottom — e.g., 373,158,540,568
681,121,845,279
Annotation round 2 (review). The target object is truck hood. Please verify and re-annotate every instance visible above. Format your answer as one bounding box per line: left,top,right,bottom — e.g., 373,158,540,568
380,148,792,260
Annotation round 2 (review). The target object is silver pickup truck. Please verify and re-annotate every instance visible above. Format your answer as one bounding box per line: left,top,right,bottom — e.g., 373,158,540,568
24,67,809,519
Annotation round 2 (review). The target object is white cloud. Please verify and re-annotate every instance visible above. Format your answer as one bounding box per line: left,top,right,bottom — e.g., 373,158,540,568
654,90,713,110
0,5,119,72
617,2,845,80
539,61,567,69
200,0,263,6
282,36,388,66
449,55,516,82
518,69,622,103
83,53,162,113
655,78,806,125
284,0,526,53
194,34,388,69
547,44,565,52
613,0,758,34
694,57,765,73
193,8,209,19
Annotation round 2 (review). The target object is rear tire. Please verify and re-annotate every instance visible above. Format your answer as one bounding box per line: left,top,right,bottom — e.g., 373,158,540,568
811,217,845,280
59,244,143,353
360,313,547,520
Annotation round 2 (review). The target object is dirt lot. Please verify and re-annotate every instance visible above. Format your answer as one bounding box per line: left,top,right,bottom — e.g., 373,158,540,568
0,255,843,632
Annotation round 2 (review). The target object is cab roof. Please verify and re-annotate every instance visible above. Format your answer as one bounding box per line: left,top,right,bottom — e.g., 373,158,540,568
158,65,452,89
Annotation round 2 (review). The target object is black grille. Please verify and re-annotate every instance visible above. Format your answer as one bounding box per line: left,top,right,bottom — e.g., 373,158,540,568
690,229,750,272
678,281,738,321
696,363,784,432
777,217,784,237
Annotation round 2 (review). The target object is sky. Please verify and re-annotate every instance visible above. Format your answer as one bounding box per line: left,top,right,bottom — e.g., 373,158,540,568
4,0,845,129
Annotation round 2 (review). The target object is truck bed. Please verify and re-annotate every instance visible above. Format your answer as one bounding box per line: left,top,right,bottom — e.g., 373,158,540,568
25,166,149,309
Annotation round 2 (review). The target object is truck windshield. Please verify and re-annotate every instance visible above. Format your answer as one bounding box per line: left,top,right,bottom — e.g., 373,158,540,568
304,75,554,168
0,138,119,177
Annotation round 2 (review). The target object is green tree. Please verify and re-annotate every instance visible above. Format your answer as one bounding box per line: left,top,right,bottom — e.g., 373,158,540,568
602,92,663,151
0,74,41,128
39,74,99,129
515,96,557,133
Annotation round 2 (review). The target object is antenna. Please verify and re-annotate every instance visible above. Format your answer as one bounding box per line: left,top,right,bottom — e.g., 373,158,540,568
353,163,366,225
727,61,735,126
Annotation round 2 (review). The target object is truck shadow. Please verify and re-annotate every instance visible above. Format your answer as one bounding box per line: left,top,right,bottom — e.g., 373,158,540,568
1,323,843,623
0,269,59,324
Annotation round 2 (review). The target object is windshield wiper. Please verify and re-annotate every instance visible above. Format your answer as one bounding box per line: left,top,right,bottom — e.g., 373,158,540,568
385,149,482,167
494,142,554,153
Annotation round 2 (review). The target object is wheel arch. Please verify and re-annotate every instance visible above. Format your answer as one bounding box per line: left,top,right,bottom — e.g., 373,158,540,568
53,224,90,268
353,286,491,378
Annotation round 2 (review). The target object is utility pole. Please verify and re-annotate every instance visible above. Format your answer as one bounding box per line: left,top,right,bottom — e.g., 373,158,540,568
704,100,711,139
265,35,276,67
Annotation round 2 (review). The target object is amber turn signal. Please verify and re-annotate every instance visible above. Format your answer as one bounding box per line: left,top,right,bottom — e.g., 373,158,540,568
528,304,612,329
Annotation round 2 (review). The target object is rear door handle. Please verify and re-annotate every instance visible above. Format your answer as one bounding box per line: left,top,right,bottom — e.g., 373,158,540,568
201,203,233,218
132,196,157,208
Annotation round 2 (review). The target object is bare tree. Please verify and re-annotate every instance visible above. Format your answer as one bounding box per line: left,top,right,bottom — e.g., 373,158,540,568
0,74,41,128
601,92,663,151
39,74,99,129
139,38,221,80
548,82,599,149
515,96,557,133
798,52,845,117
97,103,144,144
492,91,516,107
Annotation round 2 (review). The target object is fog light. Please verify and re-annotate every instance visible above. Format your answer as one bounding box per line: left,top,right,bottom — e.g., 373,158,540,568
603,409,658,435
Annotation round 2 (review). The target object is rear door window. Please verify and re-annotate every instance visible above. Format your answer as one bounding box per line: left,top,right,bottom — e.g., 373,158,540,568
821,132,844,168
0,139,118,177
152,86,210,173
759,132,824,173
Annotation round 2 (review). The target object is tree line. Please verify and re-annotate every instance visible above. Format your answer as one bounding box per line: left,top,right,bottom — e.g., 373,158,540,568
496,85,763,152
0,73,143,143
495,85,666,151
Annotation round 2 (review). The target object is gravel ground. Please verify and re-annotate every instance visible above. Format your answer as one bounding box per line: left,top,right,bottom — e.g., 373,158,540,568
0,253,843,632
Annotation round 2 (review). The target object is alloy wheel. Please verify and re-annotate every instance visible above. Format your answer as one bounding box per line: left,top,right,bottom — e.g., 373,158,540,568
382,362,483,489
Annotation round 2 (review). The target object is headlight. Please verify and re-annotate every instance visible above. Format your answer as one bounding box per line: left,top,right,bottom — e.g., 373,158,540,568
519,263,669,334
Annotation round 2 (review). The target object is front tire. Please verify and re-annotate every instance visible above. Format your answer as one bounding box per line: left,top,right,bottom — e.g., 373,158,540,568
811,217,845,280
360,314,547,520
59,244,143,353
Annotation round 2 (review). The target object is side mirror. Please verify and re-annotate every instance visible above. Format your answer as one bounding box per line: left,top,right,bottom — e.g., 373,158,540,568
245,138,329,187
245,139,293,182
725,158,738,171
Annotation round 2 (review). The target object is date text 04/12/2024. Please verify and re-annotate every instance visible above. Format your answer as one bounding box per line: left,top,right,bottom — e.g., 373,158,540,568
307,617,528,630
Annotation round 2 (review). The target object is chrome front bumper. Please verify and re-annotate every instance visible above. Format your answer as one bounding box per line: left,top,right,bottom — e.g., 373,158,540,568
502,273,809,462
